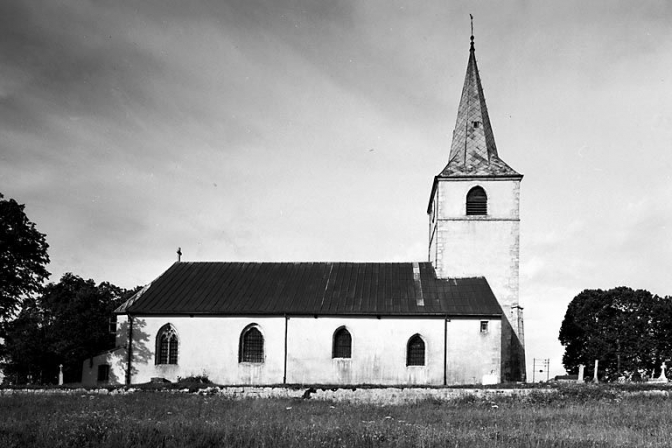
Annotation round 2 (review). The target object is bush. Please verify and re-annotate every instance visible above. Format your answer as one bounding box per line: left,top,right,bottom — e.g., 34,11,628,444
176,375,212,385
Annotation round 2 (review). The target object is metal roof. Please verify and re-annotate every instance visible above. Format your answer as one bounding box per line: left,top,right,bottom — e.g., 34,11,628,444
117,262,502,317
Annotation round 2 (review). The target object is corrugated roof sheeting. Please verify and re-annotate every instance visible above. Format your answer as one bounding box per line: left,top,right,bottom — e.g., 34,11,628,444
119,262,502,317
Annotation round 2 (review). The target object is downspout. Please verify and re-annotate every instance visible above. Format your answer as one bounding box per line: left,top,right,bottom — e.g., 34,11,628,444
283,315,288,384
443,316,448,386
126,314,134,386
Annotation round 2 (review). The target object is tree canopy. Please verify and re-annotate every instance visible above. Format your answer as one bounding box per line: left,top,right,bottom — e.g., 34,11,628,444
559,287,672,380
2,274,138,384
0,193,50,321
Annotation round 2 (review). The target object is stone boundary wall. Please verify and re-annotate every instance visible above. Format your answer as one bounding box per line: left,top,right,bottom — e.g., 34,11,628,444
0,387,549,404
2,386,670,404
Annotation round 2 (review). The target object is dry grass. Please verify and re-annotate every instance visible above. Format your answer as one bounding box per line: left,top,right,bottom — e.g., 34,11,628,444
1,387,671,447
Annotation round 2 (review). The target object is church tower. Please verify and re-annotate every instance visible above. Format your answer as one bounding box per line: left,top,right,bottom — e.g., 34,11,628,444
427,33,525,381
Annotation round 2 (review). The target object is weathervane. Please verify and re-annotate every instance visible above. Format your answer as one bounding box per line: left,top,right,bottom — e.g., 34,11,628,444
470,14,475,49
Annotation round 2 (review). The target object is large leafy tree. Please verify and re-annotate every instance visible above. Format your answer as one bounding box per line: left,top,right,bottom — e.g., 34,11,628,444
1,298,56,384
3,274,137,384
559,287,672,380
0,193,50,320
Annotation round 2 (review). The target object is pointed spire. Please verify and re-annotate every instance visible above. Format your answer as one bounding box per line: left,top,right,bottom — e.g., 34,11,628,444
439,26,520,178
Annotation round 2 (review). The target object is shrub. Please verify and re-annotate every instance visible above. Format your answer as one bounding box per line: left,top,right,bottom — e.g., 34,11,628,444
176,375,212,385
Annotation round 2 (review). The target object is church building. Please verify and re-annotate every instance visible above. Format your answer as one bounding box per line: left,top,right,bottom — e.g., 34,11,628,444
82,34,526,387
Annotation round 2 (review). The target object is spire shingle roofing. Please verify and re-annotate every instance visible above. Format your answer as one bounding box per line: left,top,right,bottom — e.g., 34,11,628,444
439,37,521,178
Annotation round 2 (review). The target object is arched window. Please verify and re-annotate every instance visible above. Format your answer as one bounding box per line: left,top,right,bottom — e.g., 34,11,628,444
156,324,178,365
239,325,264,363
407,334,425,366
466,186,487,215
332,327,352,359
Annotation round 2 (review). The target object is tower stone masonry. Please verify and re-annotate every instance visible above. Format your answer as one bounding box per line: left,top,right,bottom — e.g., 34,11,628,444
427,35,526,381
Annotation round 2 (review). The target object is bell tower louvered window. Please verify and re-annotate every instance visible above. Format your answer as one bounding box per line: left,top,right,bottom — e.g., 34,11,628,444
156,324,178,365
407,334,425,366
466,186,487,215
332,327,352,358
239,325,264,363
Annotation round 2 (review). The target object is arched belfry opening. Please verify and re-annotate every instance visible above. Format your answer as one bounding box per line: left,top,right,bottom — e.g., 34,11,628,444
466,186,487,215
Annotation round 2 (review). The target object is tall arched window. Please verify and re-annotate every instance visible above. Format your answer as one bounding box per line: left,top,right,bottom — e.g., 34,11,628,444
406,334,425,366
239,325,264,363
156,324,178,365
466,186,487,215
332,327,352,359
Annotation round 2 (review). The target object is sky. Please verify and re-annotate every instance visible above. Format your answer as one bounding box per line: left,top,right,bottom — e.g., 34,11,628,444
2,0,672,380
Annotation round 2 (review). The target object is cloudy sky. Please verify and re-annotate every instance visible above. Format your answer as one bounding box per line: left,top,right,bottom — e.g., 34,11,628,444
2,0,671,379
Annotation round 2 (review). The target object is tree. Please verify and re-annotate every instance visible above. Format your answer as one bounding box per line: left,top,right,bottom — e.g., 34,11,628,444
3,273,138,384
0,193,50,321
559,287,672,380
1,298,55,384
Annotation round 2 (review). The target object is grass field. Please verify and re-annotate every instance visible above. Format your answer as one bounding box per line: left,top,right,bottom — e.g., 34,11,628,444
1,386,671,447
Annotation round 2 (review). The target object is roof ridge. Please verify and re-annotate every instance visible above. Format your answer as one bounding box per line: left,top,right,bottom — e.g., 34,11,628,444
176,261,430,265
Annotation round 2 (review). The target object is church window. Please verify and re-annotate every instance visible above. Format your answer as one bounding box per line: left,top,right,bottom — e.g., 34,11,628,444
332,327,352,359
466,186,487,215
480,321,489,333
473,121,481,128
406,334,425,366
156,324,179,365
239,325,264,363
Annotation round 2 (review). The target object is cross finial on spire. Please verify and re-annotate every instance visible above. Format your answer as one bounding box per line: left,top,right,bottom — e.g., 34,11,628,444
177,247,182,262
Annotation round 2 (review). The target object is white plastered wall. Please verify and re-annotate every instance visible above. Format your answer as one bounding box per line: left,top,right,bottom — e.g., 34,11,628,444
126,316,286,385
112,314,500,386
445,318,501,384
81,348,127,387
286,317,444,385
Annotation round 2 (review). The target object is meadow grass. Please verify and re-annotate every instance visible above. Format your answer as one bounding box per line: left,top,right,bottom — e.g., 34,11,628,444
1,388,671,447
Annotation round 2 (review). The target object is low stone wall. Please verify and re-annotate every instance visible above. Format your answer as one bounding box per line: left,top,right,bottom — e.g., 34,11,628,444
169,386,550,404
305,387,544,404
5,385,672,404
0,386,553,404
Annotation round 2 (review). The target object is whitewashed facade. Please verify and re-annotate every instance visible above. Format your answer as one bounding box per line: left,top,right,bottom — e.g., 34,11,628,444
83,314,500,387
